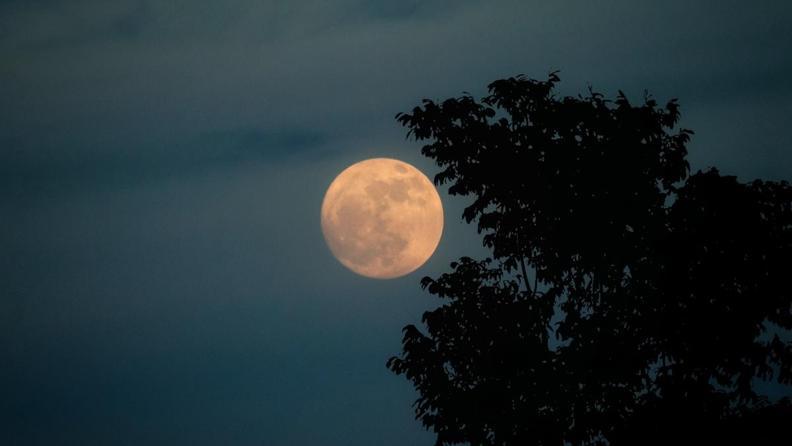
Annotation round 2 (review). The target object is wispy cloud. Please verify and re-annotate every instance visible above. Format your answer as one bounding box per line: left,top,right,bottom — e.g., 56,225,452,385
2,0,791,198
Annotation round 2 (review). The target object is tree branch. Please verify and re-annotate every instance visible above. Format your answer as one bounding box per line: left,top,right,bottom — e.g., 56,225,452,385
520,255,533,296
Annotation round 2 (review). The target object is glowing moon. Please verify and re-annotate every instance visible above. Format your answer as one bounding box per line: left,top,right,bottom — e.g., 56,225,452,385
321,158,443,279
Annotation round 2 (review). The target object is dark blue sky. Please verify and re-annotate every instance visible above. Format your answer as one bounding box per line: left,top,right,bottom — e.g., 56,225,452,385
2,1,791,445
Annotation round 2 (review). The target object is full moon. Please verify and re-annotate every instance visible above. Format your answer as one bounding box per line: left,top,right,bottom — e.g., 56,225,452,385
321,158,444,279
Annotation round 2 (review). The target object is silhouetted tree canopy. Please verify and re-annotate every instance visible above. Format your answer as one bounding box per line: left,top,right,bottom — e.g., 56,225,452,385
387,74,792,445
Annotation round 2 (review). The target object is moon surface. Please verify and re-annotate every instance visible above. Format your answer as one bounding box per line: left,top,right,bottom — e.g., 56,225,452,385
321,158,444,279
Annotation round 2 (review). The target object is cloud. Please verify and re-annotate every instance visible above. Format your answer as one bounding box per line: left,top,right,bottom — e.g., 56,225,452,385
0,124,330,202
200,126,327,160
1,0,790,215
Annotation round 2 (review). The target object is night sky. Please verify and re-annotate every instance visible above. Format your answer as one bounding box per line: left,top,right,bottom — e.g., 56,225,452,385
2,1,791,445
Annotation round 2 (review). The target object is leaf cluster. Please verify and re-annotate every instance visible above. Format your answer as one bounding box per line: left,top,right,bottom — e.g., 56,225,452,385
388,74,792,445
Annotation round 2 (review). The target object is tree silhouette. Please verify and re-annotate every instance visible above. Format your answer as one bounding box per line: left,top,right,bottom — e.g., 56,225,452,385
387,74,792,445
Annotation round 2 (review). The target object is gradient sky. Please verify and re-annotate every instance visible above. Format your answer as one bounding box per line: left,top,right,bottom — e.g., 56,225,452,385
2,1,791,445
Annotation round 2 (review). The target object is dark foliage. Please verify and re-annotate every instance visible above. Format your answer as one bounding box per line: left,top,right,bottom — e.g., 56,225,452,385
387,74,792,445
